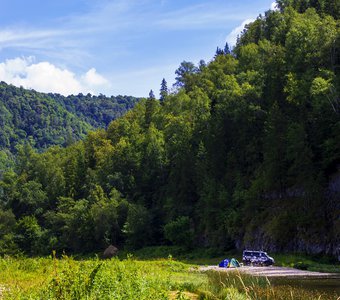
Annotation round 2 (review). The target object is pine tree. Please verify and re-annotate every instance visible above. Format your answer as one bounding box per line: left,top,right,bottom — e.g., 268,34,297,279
160,78,168,102
214,47,224,57
149,89,155,99
224,42,231,55
145,90,156,128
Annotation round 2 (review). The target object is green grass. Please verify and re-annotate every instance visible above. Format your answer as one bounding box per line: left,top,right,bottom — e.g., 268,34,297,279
0,255,206,299
0,253,338,299
0,248,339,299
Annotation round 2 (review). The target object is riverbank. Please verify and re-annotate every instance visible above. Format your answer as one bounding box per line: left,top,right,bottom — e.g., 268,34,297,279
123,246,340,274
200,265,340,278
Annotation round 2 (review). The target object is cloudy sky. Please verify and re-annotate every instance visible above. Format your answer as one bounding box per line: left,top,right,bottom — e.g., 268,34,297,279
0,0,276,97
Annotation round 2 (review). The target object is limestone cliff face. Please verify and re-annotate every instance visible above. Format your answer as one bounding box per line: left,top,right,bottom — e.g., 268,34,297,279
238,167,340,259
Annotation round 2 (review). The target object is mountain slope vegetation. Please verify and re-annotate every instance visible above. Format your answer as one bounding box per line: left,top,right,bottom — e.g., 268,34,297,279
0,82,138,171
0,0,339,257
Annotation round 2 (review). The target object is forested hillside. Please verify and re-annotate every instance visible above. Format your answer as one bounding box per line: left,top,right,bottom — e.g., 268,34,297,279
0,0,339,257
0,82,138,171
49,92,138,129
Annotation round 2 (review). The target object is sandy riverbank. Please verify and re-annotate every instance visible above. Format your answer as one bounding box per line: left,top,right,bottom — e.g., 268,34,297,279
199,266,340,278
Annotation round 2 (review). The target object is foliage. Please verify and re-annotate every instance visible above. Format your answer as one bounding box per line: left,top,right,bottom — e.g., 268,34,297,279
0,82,139,154
0,0,339,257
164,216,194,248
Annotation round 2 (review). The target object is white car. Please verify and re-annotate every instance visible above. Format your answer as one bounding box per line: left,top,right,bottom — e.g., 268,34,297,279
242,250,275,266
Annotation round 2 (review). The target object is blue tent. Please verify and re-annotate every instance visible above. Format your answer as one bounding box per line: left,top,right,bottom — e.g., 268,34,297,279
218,258,241,268
218,258,229,268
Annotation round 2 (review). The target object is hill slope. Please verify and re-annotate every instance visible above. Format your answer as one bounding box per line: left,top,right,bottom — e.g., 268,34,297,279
0,82,139,152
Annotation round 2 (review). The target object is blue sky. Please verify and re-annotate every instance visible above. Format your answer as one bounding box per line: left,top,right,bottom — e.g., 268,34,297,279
0,0,276,97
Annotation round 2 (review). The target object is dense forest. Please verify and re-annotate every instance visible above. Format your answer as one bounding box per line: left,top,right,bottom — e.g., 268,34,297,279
0,0,339,258
0,82,138,172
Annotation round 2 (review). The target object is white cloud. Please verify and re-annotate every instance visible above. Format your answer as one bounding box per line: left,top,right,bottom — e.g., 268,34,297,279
82,68,109,87
271,2,279,11
225,1,280,47
225,18,255,46
0,57,110,96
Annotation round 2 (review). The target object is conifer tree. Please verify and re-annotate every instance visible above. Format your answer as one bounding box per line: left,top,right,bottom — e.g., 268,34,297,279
224,42,231,55
145,90,156,128
160,78,168,102
214,47,224,57
149,89,155,99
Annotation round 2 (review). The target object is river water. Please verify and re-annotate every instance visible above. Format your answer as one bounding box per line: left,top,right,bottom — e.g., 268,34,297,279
269,276,340,298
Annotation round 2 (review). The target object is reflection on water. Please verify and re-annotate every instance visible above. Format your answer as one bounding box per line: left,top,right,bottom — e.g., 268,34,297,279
269,276,340,298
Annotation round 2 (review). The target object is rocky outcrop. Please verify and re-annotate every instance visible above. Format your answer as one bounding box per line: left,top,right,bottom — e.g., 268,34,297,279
103,245,118,259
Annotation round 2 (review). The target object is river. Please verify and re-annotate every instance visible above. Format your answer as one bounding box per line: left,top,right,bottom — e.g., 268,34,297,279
270,276,340,298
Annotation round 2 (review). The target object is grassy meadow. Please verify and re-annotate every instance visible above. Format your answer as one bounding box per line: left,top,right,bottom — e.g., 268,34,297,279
0,250,339,300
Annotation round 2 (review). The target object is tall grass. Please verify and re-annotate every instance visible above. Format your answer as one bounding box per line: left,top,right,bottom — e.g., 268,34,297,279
0,255,206,299
0,256,338,299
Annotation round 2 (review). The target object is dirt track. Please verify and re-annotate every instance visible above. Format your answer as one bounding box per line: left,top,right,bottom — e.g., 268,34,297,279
200,266,340,278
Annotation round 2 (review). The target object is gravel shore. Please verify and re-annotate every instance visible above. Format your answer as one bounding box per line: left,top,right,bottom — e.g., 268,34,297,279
199,266,340,278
